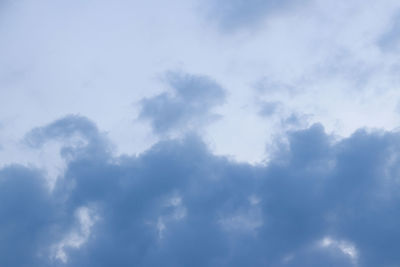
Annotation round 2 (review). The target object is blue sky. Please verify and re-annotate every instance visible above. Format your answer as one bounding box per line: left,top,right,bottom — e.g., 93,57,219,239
1,0,400,266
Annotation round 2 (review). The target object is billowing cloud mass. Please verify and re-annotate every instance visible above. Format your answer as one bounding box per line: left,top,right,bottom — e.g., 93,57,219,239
1,115,400,266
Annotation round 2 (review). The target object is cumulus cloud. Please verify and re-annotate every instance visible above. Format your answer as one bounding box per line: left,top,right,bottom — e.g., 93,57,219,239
139,72,226,135
1,115,400,266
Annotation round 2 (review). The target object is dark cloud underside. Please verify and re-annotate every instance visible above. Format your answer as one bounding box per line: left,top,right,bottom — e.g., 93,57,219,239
1,116,400,266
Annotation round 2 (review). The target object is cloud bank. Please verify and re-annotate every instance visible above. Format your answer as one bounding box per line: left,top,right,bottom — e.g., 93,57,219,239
1,115,400,266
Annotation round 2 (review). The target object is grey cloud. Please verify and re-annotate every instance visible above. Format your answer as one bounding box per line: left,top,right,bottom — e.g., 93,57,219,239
139,72,226,134
282,112,311,128
2,116,400,266
203,0,302,32
258,101,281,117
24,114,112,159
0,165,65,267
379,12,400,52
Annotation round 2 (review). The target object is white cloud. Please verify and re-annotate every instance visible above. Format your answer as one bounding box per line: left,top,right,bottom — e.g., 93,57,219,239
52,206,99,263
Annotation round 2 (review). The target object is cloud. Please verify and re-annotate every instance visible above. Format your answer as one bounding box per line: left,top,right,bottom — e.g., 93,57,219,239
2,115,400,266
202,0,302,32
258,101,281,117
24,114,112,160
379,11,400,52
139,72,226,135
0,165,65,266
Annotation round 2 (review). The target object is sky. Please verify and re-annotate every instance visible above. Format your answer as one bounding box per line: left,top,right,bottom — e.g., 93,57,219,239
1,0,400,266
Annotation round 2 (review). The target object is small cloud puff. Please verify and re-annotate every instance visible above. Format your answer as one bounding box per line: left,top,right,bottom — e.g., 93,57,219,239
139,71,226,135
